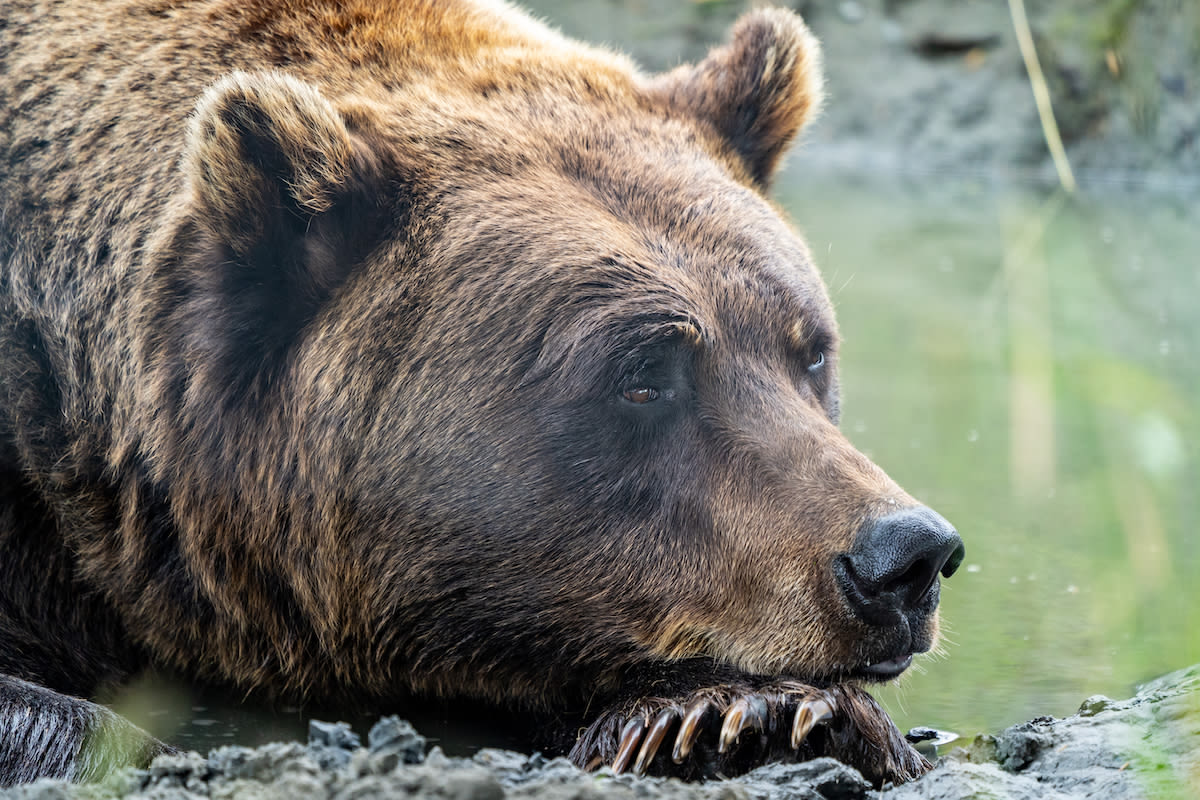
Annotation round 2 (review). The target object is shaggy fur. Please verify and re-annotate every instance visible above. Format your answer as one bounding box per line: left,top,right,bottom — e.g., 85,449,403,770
0,0,959,786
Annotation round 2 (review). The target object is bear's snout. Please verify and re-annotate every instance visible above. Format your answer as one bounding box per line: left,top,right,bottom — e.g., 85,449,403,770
834,506,964,630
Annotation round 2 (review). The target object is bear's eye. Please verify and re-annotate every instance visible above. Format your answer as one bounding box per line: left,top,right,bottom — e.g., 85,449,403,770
623,387,660,404
807,351,825,372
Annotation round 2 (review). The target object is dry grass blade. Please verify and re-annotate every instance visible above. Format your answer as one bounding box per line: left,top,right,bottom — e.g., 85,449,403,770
1008,0,1077,193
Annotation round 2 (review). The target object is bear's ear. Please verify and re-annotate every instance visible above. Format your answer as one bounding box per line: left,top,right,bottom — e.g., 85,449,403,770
177,71,393,375
171,71,394,387
649,9,823,189
185,70,379,256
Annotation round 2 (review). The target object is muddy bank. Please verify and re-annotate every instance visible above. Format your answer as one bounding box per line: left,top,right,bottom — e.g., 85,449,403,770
885,663,1200,799
523,0,1200,192
3,663,1196,800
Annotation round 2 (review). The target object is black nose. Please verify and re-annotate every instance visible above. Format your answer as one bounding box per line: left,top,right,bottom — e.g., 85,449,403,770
835,506,964,625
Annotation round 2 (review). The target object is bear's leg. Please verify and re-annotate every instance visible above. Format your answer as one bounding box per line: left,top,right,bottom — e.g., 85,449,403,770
0,674,174,786
0,450,147,694
0,454,169,785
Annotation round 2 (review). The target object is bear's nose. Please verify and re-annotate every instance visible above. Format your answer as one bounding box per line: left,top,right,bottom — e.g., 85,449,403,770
835,506,964,625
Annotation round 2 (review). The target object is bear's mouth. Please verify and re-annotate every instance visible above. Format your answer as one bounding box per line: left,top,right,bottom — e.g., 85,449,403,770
852,653,913,680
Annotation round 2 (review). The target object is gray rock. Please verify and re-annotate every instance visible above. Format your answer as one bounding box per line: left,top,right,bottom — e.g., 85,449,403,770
735,758,870,800
307,722,361,772
884,663,1200,800
362,717,426,773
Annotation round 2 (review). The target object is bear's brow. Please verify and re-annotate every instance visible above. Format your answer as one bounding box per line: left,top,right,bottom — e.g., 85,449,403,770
731,266,833,354
787,315,834,353
607,311,706,351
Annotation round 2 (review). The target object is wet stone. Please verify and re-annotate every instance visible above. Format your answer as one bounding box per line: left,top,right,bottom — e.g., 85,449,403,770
441,771,504,800
735,758,869,800
206,742,317,783
367,717,426,766
309,721,360,752
146,751,209,784
471,750,565,787
991,720,1055,772
1076,696,1113,717
308,721,361,771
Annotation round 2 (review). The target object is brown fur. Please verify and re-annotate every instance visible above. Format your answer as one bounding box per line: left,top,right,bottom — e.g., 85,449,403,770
1,0,956,784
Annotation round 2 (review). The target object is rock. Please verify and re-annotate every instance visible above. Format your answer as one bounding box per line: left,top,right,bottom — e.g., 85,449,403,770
365,717,427,771
307,721,361,771
886,663,1200,800
735,758,870,800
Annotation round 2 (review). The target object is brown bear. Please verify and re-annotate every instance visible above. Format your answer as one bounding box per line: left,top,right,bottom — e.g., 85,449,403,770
0,0,964,787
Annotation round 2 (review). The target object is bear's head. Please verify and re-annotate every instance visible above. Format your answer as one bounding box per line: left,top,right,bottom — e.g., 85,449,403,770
139,7,963,704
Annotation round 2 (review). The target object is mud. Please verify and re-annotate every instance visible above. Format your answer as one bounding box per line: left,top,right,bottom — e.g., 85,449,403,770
2,664,1196,800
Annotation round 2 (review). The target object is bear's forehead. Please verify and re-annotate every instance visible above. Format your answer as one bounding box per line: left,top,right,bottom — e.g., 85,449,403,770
385,82,834,349
549,164,828,329
424,153,829,333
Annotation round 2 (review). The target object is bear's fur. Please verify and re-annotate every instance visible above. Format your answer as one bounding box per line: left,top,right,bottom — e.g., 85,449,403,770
0,0,961,786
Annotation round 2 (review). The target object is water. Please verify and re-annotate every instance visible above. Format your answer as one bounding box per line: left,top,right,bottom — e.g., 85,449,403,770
773,172,1200,740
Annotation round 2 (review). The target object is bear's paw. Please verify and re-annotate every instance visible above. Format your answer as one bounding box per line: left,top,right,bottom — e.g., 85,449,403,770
569,682,930,787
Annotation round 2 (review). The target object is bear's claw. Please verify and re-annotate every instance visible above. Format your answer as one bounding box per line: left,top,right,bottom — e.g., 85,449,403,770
610,687,833,775
718,694,768,754
611,716,644,774
674,699,708,762
791,695,834,749
634,707,677,774
570,682,931,786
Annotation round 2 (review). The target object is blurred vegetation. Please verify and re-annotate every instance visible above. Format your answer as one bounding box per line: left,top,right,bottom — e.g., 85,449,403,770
526,0,1199,183
1040,0,1198,140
